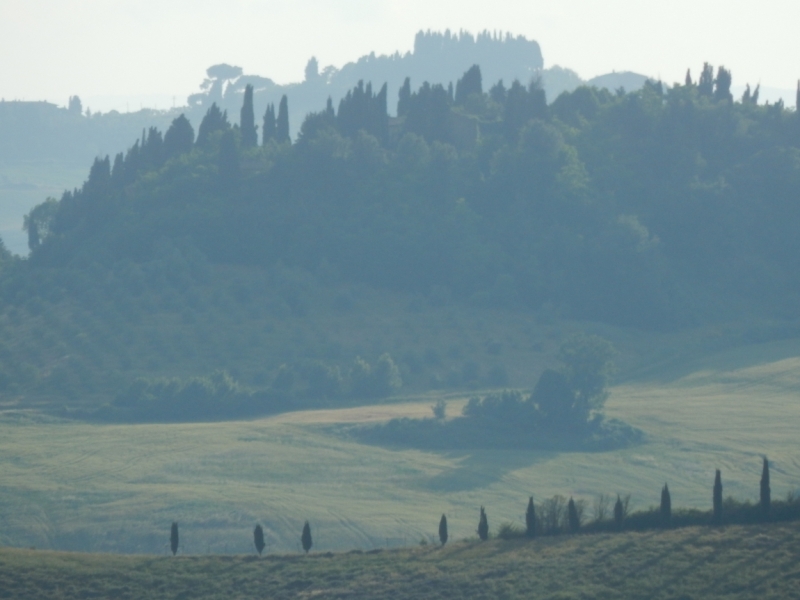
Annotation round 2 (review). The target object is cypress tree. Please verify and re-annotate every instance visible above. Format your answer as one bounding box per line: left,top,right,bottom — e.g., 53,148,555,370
660,484,672,527
455,65,482,105
477,506,489,541
760,457,771,514
170,522,179,556
438,514,448,546
254,524,265,555
276,95,290,144
196,103,230,147
397,77,411,117
752,84,760,105
164,114,195,159
567,497,580,533
698,63,714,97
262,104,276,145
614,495,624,529
240,84,258,147
713,469,723,523
525,496,536,538
301,521,313,553
714,66,733,102
685,69,692,86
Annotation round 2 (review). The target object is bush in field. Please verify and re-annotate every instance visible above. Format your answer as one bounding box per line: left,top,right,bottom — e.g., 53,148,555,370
540,495,567,534
614,495,624,528
439,514,448,546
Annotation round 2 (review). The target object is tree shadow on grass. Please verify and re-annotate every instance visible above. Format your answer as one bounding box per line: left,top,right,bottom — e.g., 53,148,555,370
422,449,557,493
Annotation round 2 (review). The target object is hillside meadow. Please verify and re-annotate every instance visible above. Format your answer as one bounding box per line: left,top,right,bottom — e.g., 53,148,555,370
1,521,799,599
1,338,799,554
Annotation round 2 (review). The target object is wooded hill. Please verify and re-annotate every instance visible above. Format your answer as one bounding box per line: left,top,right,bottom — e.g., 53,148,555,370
2,62,800,408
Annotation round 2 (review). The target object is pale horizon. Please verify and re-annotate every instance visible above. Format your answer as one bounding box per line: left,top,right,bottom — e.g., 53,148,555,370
2,0,799,112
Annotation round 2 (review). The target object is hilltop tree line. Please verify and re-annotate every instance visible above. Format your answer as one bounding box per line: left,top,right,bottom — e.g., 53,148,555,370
17,62,800,333
163,457,797,556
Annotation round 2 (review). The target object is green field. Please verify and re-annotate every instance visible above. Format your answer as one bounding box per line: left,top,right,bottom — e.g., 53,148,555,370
1,337,799,555
1,521,800,599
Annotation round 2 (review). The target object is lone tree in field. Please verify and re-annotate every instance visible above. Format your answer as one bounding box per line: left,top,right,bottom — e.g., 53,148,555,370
439,514,448,546
254,524,265,556
567,497,580,532
614,495,624,528
477,507,489,541
526,497,536,538
661,484,672,527
760,457,771,515
301,521,313,554
170,522,179,556
713,469,723,523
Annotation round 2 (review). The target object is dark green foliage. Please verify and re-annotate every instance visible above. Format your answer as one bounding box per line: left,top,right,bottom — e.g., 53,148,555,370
397,77,411,117
714,470,723,523
218,129,240,184
301,521,312,553
239,85,258,148
262,104,276,145
477,507,489,541
336,81,389,143
760,457,771,514
402,82,452,143
685,69,692,86
455,65,482,104
276,96,290,143
698,63,715,96
438,514,448,546
253,524,265,555
170,522,179,556
196,103,230,147
714,66,733,103
567,497,580,532
661,484,672,527
68,95,83,115
163,114,195,159
526,497,536,538
23,197,58,251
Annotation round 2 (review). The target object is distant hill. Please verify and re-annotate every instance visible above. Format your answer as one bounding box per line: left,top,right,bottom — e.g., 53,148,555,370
587,71,650,93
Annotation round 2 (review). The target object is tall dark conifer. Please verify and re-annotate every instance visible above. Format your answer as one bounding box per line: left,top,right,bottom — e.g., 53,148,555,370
301,521,312,553
713,469,723,523
164,114,195,159
455,65,482,104
254,524,265,555
660,484,672,527
397,77,412,117
614,495,624,529
477,506,489,541
685,69,693,86
240,84,258,147
262,104,276,145
760,457,771,514
438,514,448,546
714,67,733,102
170,522,179,556
525,497,536,538
276,95,290,144
567,497,580,532
698,63,715,97
196,103,230,147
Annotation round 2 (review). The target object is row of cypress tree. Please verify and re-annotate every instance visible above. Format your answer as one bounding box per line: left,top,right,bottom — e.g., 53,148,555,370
166,458,786,555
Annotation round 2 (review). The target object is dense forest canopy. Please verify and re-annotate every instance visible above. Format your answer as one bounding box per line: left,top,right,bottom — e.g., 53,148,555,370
2,61,800,410
22,64,800,327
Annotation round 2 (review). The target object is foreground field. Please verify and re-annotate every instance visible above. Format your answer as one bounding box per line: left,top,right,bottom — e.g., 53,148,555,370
1,339,799,554
1,521,799,599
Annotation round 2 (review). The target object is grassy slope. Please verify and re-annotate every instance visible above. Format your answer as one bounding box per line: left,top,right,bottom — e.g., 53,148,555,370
1,338,799,554
1,521,800,599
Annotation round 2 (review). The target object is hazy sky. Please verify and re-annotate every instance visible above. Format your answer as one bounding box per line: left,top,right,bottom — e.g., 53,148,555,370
1,0,798,111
